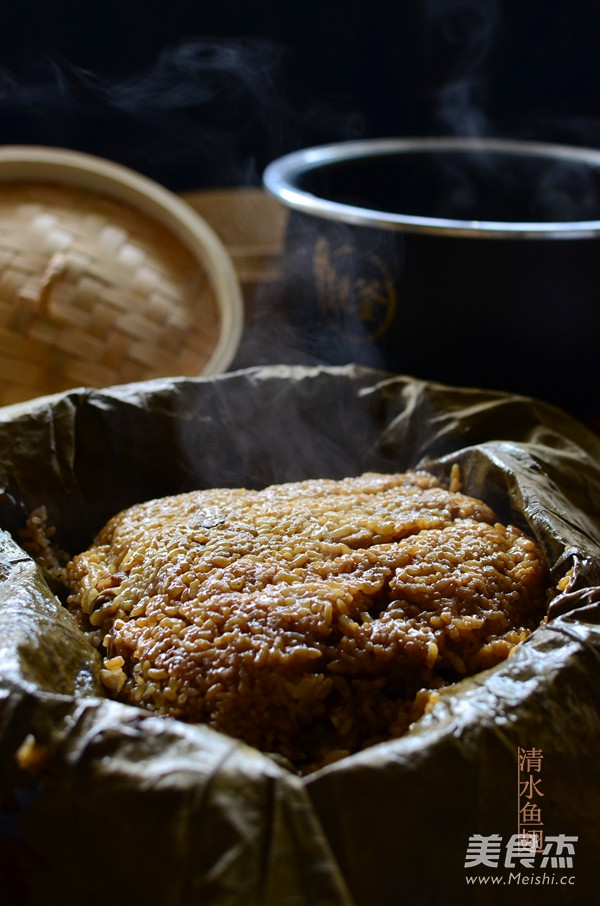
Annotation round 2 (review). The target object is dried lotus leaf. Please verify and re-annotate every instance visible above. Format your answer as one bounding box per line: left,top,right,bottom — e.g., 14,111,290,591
0,365,599,906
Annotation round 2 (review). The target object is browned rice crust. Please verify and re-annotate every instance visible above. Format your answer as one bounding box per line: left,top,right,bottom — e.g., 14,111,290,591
63,470,551,770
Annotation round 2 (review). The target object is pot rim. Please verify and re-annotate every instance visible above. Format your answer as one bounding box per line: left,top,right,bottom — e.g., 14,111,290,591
262,136,600,239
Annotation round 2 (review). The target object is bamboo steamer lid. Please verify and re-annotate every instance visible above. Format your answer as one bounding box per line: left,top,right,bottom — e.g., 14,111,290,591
0,146,244,406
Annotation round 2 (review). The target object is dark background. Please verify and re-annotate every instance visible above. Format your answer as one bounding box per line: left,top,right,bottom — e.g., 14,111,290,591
1,0,599,192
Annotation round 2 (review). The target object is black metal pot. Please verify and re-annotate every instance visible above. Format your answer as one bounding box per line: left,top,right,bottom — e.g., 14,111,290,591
263,137,600,424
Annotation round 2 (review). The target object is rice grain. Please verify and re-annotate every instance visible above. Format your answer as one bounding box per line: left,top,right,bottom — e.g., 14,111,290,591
64,470,552,770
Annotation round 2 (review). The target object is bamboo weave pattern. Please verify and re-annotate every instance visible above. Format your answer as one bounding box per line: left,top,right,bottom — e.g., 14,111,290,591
0,182,221,404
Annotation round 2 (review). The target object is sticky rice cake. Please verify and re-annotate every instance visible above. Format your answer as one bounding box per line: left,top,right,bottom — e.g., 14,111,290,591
64,470,551,770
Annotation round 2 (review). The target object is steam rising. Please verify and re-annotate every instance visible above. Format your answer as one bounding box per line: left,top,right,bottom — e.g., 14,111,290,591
2,16,599,388
0,38,365,190
422,0,500,136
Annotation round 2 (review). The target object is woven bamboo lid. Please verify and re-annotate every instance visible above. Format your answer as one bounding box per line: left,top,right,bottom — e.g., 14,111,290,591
0,146,244,405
